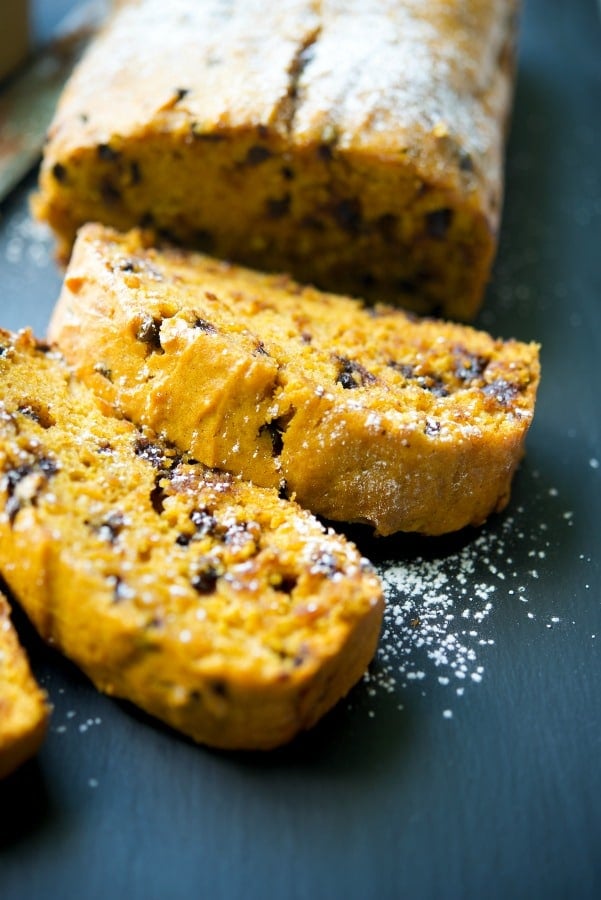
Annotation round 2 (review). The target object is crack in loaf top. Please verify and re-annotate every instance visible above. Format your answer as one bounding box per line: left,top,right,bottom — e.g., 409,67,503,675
51,0,320,140
50,0,517,180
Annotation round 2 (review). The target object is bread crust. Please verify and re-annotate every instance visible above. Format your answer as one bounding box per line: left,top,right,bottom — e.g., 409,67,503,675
33,0,520,318
0,329,383,750
50,224,540,537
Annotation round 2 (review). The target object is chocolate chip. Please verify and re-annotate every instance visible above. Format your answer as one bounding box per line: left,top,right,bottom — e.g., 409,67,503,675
97,143,120,162
190,508,218,538
52,162,68,183
97,441,114,455
96,511,126,544
421,377,448,397
3,457,58,524
193,317,217,334
388,361,448,396
254,341,270,356
149,474,167,515
194,229,215,252
130,160,142,185
245,145,272,166
38,456,58,478
118,260,138,273
274,575,297,594
260,417,288,457
317,143,333,162
332,198,362,235
5,496,21,525
191,566,219,594
5,464,35,493
300,214,324,231
293,648,311,667
266,194,291,218
482,378,519,406
388,361,416,378
454,352,489,383
17,403,55,428
209,679,228,698
361,272,376,289
99,178,121,206
134,436,167,469
6,457,58,488
139,212,155,228
337,370,358,390
459,148,474,172
335,356,376,389
311,551,341,577
174,87,190,102
112,576,129,603
377,213,397,243
222,521,253,548
136,316,163,353
93,362,113,381
425,208,453,239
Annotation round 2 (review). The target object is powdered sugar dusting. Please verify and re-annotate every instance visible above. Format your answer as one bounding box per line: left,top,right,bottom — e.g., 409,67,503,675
2,212,53,269
359,463,592,718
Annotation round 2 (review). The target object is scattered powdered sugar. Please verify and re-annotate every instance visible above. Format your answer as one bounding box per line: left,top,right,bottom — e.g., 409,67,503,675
366,528,504,706
51,707,103,736
360,465,593,719
2,212,53,269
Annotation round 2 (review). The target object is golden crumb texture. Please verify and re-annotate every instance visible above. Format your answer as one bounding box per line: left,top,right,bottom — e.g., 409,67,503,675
0,592,49,779
50,224,540,537
34,0,520,319
0,329,383,750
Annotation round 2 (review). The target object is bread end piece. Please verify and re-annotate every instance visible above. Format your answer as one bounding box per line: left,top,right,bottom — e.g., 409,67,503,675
0,592,49,779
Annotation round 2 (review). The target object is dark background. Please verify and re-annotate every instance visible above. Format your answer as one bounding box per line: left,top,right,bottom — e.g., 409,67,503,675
0,2,600,898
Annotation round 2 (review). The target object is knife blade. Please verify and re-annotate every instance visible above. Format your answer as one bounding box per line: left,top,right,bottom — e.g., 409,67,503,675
0,1,108,203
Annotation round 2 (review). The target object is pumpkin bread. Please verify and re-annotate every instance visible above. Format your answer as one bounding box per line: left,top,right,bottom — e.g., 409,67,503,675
33,0,519,319
0,591,49,779
50,224,540,537
0,329,383,750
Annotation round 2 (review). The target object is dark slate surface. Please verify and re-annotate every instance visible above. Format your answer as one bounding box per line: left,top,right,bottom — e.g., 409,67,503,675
0,2,600,898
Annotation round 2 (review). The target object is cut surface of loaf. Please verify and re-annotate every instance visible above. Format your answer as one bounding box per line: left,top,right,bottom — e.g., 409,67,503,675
0,592,48,779
0,329,383,750
51,224,540,537
34,0,519,319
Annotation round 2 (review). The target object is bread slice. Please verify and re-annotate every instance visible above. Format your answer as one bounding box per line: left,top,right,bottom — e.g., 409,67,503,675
33,0,519,319
0,591,48,779
0,329,383,750
50,224,540,537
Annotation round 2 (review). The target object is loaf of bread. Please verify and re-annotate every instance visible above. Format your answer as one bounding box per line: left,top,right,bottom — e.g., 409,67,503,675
50,224,540,537
0,329,383,750
0,592,48,779
34,0,519,319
